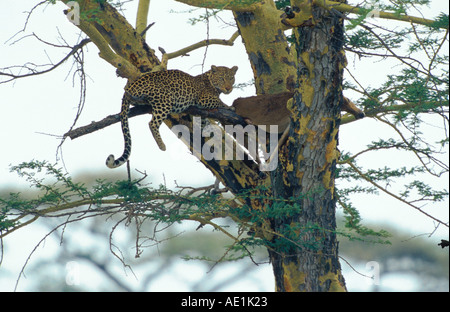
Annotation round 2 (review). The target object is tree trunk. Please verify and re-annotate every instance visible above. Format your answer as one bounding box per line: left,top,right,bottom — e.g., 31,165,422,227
233,1,297,94
267,2,347,292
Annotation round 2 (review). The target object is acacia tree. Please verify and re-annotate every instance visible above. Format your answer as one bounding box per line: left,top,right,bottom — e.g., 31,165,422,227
1,0,448,292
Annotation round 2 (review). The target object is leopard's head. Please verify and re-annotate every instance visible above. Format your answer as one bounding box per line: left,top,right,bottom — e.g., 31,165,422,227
207,65,238,94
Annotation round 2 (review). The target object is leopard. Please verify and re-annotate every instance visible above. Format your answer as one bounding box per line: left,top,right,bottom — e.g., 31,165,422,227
106,65,238,169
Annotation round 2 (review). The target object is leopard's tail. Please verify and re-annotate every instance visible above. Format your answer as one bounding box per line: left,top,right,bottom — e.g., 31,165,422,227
106,96,132,169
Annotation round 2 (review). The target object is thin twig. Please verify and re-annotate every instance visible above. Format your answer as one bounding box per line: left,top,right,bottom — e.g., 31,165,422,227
346,161,448,228
0,39,91,84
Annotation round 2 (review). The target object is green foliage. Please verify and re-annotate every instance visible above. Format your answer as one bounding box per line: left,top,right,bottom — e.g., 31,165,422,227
335,172,392,244
0,161,193,233
0,194,19,230
336,190,391,243
346,7,374,31
401,180,448,202
274,0,290,10
344,0,437,30
227,188,305,253
1,161,396,264
1,161,88,210
187,8,220,25
430,12,449,30
349,64,448,124
345,28,405,50
337,147,448,243
230,190,302,223
384,68,448,112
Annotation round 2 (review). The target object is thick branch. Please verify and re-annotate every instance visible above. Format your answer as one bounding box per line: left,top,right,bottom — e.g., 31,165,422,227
64,105,248,140
314,0,446,29
163,115,264,194
64,103,263,194
281,0,446,29
136,0,151,39
77,18,141,80
233,2,297,94
60,0,160,79
341,100,449,124
174,0,263,11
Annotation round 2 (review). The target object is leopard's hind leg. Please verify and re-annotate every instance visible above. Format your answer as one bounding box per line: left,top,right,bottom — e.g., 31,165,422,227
149,106,169,151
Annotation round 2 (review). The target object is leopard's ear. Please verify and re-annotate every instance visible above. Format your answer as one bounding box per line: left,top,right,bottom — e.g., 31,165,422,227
211,65,218,72
231,66,238,74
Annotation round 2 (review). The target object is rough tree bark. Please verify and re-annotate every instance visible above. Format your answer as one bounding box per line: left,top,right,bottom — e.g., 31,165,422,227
268,1,347,291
